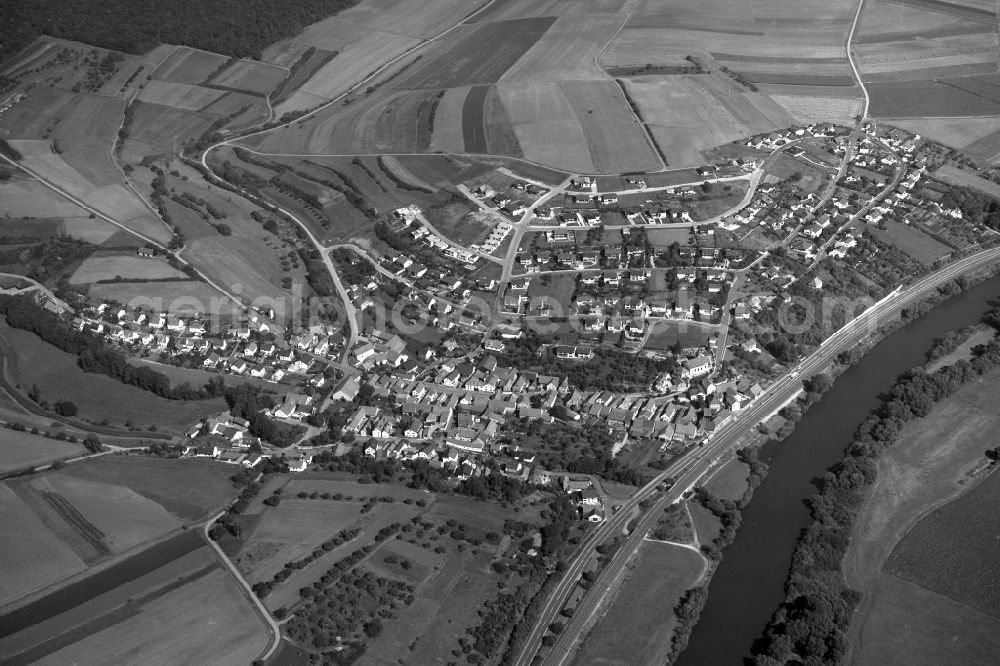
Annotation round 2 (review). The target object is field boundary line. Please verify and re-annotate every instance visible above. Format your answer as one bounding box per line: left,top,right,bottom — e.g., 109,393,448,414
846,0,870,119
204,511,282,662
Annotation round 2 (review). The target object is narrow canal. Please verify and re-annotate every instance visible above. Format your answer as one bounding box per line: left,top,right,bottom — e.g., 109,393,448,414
677,274,1000,665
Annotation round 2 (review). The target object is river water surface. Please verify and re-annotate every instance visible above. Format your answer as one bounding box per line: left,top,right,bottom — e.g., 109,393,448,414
677,274,1000,665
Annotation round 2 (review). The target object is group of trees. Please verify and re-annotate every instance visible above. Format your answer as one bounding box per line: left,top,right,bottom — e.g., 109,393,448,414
752,338,1000,665
496,336,672,393
0,295,296,445
0,294,229,401
7,0,366,63
940,185,1000,232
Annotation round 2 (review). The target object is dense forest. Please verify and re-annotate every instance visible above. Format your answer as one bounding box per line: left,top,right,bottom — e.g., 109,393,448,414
3,0,363,63
751,328,1000,665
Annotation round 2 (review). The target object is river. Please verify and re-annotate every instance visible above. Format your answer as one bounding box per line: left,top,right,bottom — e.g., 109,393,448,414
677,274,1000,666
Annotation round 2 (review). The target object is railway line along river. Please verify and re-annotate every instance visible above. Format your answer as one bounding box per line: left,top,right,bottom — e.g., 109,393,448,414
677,273,1000,665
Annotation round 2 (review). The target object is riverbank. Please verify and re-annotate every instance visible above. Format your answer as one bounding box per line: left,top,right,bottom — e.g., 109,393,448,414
753,327,1000,662
677,269,1000,665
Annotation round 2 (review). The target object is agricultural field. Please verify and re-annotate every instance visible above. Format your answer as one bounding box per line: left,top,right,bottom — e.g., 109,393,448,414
0,455,235,608
501,16,622,83
608,0,856,75
867,79,1000,118
854,0,998,84
0,84,173,245
152,47,229,84
497,83,595,171
8,141,171,245
60,456,239,522
0,431,85,474
0,178,121,244
398,18,556,90
69,255,187,284
934,164,1000,198
87,280,231,315
208,59,287,96
28,566,268,666
843,367,1000,664
888,116,1000,162
264,0,491,113
886,468,1000,616
624,75,794,168
872,220,952,265
430,86,470,152
471,0,642,23
574,540,705,665
560,80,661,172
0,321,227,431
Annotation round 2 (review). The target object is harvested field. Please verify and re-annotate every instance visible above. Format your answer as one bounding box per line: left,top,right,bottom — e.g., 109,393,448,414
33,567,268,666
600,29,699,68
849,574,1000,666
0,180,92,218
264,0,485,68
483,85,523,157
462,85,489,153
497,82,593,172
0,431,84,473
885,115,1000,152
430,86,469,153
844,367,1000,663
966,127,1000,164
765,91,864,124
39,474,180,553
0,545,216,662
502,16,621,83
61,456,238,522
624,76,792,167
562,80,660,172
208,59,286,95
473,0,641,22
69,255,186,284
123,102,215,159
136,80,226,112
0,321,227,431
575,540,705,665
8,140,171,245
0,484,86,605
0,87,121,146
887,468,1000,616
934,164,1000,198
873,220,953,264
152,47,229,85
868,80,1000,117
275,32,420,114
400,18,556,89
88,280,230,314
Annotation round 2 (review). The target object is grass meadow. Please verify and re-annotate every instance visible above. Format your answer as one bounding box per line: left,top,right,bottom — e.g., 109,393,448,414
575,540,705,665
